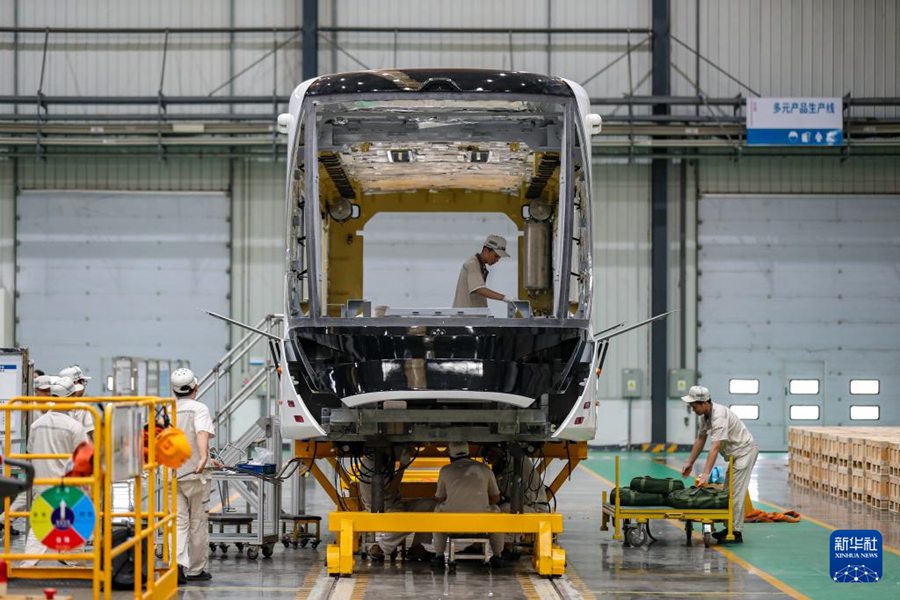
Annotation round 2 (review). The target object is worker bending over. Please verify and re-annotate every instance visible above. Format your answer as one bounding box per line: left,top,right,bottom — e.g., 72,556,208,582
484,445,548,514
171,368,216,584
20,378,89,566
452,234,516,309
681,385,758,544
432,442,506,569
359,446,436,562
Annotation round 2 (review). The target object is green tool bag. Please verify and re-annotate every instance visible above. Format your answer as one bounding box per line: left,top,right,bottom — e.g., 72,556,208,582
609,487,669,506
630,476,685,494
667,486,729,509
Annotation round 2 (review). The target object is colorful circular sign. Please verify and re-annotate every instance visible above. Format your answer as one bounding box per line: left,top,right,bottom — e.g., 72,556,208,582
29,486,96,550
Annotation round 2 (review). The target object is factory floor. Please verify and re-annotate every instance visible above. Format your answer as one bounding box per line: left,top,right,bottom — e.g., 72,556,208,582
7,451,900,599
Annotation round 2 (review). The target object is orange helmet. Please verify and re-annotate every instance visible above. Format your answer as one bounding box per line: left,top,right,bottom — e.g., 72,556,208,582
155,427,192,469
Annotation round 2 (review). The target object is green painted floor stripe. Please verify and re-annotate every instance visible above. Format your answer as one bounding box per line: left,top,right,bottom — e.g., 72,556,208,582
583,452,900,600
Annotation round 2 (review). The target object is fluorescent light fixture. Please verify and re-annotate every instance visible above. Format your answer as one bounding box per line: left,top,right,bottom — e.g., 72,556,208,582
790,405,820,420
729,404,759,420
729,379,759,395
849,379,879,395
850,405,879,420
789,379,819,395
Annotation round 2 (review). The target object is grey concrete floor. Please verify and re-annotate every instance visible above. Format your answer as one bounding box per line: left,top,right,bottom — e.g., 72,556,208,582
7,452,897,599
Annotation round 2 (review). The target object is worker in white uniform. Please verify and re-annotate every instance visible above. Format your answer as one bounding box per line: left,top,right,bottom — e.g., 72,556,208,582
452,234,515,309
432,442,506,569
171,368,216,584
1,375,57,537
58,366,95,439
20,378,89,567
359,446,436,562
681,385,759,544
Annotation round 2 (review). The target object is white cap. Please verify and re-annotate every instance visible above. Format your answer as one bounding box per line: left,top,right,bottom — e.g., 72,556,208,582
51,376,84,397
483,234,509,258
447,441,470,459
681,385,710,404
171,368,198,394
60,365,91,381
35,375,55,391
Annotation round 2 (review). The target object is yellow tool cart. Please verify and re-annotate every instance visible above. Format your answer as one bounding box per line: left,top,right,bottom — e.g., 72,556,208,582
600,455,735,548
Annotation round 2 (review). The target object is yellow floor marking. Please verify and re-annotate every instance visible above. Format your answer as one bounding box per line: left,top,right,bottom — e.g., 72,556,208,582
209,490,242,514
295,563,324,600
650,456,900,558
349,574,368,600
516,571,541,600
579,465,807,600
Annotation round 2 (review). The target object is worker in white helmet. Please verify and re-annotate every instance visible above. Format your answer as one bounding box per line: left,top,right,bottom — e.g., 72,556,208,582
58,366,95,439
0,372,58,537
170,368,216,584
20,378,89,567
431,442,506,569
681,385,758,544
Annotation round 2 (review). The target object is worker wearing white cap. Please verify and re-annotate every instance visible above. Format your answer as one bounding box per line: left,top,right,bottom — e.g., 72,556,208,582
452,234,516,309
680,385,758,544
34,374,55,396
171,367,216,584
58,366,95,438
20,380,89,567
431,442,506,569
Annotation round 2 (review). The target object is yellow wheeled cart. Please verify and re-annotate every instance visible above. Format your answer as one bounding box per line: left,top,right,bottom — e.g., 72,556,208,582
600,455,735,548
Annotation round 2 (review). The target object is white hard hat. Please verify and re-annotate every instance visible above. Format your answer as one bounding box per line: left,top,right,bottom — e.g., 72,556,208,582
681,385,710,404
35,375,55,391
60,365,91,381
51,376,83,397
171,368,198,394
447,441,470,459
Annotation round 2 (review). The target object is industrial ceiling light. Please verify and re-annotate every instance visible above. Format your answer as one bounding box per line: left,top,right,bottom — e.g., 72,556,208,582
387,149,415,163
328,197,357,222
527,199,552,221
468,150,491,163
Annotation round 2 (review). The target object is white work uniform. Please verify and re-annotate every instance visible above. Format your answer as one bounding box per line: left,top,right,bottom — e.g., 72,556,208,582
175,398,215,577
452,255,489,308
358,452,436,554
68,408,95,436
21,411,88,567
432,458,504,555
699,402,759,532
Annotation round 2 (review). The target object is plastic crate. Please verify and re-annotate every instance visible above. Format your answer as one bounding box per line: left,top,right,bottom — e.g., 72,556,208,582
236,462,277,475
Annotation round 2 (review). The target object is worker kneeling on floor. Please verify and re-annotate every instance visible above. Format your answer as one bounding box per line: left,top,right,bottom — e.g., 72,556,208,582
681,385,759,544
432,442,507,569
171,368,216,584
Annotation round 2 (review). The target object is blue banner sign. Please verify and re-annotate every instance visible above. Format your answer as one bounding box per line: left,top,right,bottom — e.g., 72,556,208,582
746,97,843,146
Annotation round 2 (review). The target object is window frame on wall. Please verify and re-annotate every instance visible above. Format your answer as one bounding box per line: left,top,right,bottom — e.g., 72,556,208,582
849,379,880,395
849,405,880,421
728,404,760,420
788,379,820,395
789,404,820,420
728,378,760,395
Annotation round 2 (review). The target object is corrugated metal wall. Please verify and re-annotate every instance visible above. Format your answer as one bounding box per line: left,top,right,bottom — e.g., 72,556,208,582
2,1,899,442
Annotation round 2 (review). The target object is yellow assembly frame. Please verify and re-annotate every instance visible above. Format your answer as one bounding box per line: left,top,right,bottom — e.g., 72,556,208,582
2,396,179,600
600,455,735,547
295,440,586,577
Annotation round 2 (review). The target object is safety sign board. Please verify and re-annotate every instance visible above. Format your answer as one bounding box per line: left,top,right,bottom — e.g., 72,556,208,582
746,97,843,146
30,485,96,550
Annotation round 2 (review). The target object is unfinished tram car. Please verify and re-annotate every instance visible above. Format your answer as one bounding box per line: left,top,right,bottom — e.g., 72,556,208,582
277,69,606,447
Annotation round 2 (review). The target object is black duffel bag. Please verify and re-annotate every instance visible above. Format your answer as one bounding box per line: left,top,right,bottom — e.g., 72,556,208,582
667,486,729,509
110,523,149,590
609,487,669,506
630,475,685,494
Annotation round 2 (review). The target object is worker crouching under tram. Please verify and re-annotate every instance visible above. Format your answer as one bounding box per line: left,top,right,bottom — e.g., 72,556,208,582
358,445,436,562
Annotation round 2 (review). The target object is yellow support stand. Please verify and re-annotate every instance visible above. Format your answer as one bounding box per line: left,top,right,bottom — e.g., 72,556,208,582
326,512,566,577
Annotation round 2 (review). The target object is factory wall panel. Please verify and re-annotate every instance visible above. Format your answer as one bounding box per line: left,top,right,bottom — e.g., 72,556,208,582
0,161,14,346
671,0,899,117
